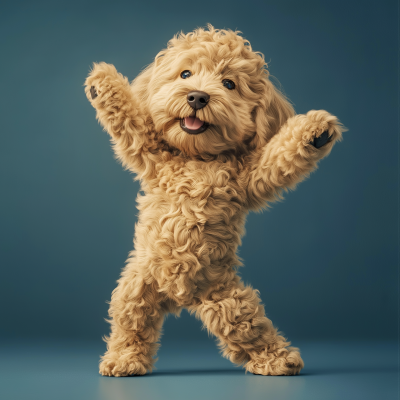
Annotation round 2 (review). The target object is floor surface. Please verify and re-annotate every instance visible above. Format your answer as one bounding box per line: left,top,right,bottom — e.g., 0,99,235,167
0,340,397,400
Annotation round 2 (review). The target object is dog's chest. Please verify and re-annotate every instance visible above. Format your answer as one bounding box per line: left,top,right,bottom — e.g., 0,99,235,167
156,160,244,229
136,160,247,270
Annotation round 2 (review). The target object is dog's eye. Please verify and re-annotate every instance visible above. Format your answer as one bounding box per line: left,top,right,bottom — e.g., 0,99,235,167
222,79,235,90
180,70,192,79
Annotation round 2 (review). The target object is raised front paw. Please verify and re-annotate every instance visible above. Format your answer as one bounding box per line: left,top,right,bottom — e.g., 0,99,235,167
84,62,128,105
310,130,331,148
245,346,304,376
90,86,97,99
302,109,345,149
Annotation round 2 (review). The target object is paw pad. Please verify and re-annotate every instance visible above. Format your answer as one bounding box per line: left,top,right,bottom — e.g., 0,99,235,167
90,86,98,99
310,130,332,148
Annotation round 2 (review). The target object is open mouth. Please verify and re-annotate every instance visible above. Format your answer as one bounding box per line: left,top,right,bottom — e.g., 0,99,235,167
180,116,209,135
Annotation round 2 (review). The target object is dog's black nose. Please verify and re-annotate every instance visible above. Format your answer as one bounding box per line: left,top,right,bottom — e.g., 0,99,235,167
187,91,210,109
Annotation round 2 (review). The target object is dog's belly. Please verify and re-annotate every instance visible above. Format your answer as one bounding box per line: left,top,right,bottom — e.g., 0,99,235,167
134,160,247,301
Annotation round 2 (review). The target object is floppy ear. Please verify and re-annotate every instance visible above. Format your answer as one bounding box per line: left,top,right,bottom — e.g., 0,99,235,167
131,48,172,108
252,78,295,149
130,62,156,111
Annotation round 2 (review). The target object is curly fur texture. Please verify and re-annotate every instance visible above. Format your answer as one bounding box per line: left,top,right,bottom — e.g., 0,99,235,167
84,25,345,377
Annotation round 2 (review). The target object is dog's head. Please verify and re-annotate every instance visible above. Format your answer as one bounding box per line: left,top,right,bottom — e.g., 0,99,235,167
133,25,294,158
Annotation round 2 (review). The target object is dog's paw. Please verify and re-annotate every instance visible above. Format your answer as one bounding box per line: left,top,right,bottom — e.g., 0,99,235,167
245,347,304,376
301,110,345,148
90,86,98,99
99,352,148,377
84,62,128,105
310,130,331,148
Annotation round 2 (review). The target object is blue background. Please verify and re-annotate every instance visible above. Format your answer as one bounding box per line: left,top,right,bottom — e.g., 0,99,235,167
1,1,397,399
0,0,396,364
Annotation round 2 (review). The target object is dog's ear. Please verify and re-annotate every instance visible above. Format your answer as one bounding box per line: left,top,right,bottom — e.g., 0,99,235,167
131,63,155,107
132,49,170,107
251,78,294,149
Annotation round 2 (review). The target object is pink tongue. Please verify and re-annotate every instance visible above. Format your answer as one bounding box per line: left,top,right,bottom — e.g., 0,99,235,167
184,117,204,130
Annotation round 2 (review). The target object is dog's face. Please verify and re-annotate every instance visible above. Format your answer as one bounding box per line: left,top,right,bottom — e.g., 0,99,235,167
133,26,293,157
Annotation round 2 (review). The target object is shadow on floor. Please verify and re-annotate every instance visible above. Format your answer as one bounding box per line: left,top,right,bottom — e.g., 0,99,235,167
149,368,244,376
125,365,398,378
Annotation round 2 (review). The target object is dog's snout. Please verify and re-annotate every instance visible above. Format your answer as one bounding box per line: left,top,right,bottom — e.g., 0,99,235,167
187,91,210,110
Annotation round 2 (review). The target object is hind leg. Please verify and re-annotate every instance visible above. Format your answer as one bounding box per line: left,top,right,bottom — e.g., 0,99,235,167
189,277,304,375
99,262,178,376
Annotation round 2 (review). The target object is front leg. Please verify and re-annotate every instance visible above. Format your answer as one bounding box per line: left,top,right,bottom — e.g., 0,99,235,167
245,110,346,208
84,62,161,180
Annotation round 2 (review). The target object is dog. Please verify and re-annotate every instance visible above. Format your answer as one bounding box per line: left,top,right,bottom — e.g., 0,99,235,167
85,24,345,376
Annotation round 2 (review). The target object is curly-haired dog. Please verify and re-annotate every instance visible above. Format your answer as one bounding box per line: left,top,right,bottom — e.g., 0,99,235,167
85,25,345,377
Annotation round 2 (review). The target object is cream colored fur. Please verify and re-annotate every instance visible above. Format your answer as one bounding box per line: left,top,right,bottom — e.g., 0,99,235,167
84,25,345,377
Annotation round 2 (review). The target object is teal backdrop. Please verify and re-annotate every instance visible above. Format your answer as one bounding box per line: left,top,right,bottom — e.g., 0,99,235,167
0,0,396,345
